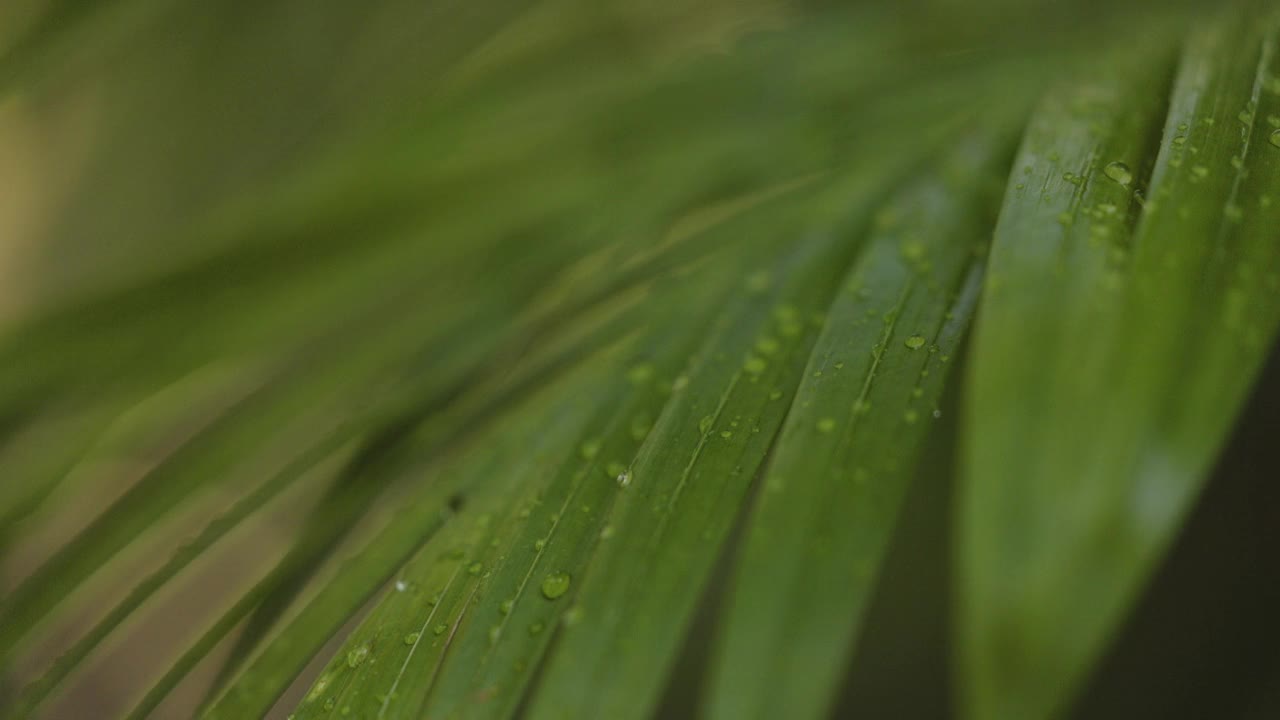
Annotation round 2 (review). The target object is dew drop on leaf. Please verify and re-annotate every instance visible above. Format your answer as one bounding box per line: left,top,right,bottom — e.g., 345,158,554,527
1270,129,1280,148
346,644,369,669
1103,161,1132,186
904,335,926,349
541,572,571,600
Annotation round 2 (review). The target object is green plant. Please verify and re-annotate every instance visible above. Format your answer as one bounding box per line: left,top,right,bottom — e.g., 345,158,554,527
2,1,1279,718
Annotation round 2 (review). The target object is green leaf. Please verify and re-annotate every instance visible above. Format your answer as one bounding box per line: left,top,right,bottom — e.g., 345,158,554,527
960,11,1280,718
6,4,1280,720
518,166,911,720
200,337,633,720
705,127,1010,720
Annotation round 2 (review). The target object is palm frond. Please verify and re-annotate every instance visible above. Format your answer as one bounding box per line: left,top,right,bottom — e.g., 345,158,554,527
2,2,1279,719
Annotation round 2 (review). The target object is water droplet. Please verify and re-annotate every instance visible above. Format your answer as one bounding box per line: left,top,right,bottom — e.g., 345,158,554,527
579,440,601,460
1103,161,1132,186
1172,135,1186,146
404,632,421,645
541,572,571,600
500,599,514,615
1270,129,1280,148
1191,165,1209,180
616,470,631,488
904,335,926,350
817,417,836,433
468,562,484,576
309,674,332,701
768,389,783,400
698,415,714,434
529,622,545,635
346,644,369,669
719,430,733,439
743,356,767,374
600,524,615,539
904,409,919,424
534,538,546,551
395,580,407,592
488,626,502,643
433,623,448,636
932,409,943,419
324,698,336,711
